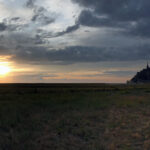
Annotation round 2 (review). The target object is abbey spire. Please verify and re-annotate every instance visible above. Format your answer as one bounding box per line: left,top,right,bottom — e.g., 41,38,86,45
128,62,150,84
147,61,150,69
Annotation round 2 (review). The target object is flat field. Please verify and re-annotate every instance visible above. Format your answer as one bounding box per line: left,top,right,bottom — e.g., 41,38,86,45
1,83,150,150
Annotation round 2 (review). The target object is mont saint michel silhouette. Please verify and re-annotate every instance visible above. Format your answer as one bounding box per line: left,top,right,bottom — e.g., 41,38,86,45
128,63,150,84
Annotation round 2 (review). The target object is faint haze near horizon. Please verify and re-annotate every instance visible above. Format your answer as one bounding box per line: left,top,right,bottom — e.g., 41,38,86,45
0,0,149,83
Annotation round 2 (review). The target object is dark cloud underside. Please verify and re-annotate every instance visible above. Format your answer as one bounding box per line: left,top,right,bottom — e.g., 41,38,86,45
73,0,150,37
0,0,150,66
7,45,150,64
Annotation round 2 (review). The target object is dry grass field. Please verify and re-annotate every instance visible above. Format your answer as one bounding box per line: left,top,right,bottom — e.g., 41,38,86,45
0,83,150,150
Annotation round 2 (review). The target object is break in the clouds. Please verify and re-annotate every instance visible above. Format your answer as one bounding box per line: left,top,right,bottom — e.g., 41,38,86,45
0,0,150,82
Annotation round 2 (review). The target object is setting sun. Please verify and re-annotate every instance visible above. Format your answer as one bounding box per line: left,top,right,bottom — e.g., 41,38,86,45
0,65,11,75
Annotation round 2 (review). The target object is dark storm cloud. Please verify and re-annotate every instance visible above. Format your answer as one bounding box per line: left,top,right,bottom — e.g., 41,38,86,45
0,22,20,32
77,10,124,28
0,17,29,33
40,23,80,38
126,19,150,38
0,2,56,37
72,0,149,20
54,23,80,37
0,23,7,31
31,6,55,25
8,45,150,64
11,17,20,21
72,0,150,37
26,0,36,8
25,0,56,26
32,15,55,25
0,26,149,64
0,32,46,55
1,0,150,66
34,35,45,44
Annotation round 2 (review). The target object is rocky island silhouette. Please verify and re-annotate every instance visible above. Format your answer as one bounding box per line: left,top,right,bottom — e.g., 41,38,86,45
128,63,150,84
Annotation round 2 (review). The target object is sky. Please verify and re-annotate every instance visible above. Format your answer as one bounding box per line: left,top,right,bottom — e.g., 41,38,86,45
0,0,150,83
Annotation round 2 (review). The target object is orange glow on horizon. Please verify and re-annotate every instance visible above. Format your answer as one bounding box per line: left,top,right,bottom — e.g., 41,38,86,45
0,57,13,76
0,65,11,75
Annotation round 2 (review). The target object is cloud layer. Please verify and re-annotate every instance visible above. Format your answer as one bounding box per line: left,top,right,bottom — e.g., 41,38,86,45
0,0,150,66
72,0,150,37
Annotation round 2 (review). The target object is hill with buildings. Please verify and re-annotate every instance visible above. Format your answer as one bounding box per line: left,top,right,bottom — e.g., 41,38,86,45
128,63,150,84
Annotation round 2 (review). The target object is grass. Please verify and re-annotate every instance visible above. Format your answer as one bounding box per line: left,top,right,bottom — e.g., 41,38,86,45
0,83,150,149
